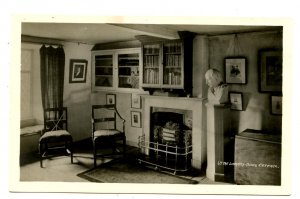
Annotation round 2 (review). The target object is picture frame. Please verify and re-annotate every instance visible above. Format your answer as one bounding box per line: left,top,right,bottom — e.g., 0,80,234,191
69,59,88,83
131,93,141,109
229,92,243,111
270,95,282,115
131,111,141,128
259,49,282,92
224,57,247,84
106,94,116,105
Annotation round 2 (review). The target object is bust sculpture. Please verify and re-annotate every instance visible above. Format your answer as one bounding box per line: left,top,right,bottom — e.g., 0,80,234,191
205,68,228,104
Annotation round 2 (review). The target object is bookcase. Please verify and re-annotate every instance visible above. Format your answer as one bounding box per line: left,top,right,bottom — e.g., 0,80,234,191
92,48,142,91
140,31,195,96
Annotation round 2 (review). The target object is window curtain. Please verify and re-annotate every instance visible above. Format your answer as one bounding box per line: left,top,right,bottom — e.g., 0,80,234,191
40,45,65,109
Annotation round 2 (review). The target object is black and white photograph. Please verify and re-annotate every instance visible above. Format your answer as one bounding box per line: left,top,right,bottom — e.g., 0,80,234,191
106,93,116,105
225,57,247,84
69,59,88,83
259,49,283,92
229,92,243,111
131,111,141,128
9,12,295,198
271,95,283,115
131,93,141,109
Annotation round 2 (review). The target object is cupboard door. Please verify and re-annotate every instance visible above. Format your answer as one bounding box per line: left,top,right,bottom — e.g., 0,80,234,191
92,48,142,92
162,41,183,88
142,44,161,87
94,54,114,89
118,52,140,89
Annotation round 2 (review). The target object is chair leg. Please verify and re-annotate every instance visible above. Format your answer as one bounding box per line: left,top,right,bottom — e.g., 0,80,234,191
69,140,73,164
39,143,43,168
112,138,116,154
123,136,126,157
93,140,97,167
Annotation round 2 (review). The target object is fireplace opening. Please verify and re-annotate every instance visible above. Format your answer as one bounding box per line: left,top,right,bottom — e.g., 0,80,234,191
138,108,193,174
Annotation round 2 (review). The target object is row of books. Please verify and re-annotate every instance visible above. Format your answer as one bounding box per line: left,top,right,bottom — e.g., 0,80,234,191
143,44,160,54
143,68,159,84
144,55,159,67
164,54,181,67
163,43,182,53
163,72,181,85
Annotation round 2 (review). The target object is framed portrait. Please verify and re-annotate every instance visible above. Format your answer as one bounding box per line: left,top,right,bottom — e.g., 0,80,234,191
225,57,247,84
131,111,141,128
131,93,141,109
271,95,282,115
106,94,116,105
69,59,88,83
229,92,243,111
259,49,282,92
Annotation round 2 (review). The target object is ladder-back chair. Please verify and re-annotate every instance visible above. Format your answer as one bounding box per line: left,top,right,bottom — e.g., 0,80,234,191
92,104,126,167
39,107,73,168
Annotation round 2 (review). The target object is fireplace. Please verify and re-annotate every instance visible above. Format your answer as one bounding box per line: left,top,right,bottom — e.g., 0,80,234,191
138,95,206,173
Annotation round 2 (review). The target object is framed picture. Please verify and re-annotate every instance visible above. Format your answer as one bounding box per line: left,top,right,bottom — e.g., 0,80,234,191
259,49,282,92
69,59,88,83
225,57,247,84
271,95,282,115
131,111,141,128
229,92,243,111
131,93,141,109
106,94,116,105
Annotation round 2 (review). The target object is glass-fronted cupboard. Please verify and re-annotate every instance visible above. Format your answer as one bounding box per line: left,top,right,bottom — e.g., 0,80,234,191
92,48,141,91
141,37,193,96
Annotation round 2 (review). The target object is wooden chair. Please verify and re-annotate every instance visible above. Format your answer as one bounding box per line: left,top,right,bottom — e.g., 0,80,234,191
92,104,126,167
39,107,73,168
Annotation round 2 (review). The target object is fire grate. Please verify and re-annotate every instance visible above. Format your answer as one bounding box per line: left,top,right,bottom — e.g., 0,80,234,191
137,135,192,175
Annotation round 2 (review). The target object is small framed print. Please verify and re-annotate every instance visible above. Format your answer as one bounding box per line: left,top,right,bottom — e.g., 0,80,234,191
229,92,243,111
271,95,282,115
259,49,282,92
225,57,247,84
69,59,88,83
106,94,116,105
131,93,141,109
131,111,141,128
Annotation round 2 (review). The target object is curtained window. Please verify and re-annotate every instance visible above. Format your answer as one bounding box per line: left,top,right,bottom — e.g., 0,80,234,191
40,45,65,109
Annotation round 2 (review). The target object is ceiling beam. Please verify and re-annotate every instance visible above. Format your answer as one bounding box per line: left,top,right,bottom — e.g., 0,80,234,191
21,35,64,46
108,24,179,40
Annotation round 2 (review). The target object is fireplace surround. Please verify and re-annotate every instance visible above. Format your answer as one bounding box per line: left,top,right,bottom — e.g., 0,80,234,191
139,95,206,172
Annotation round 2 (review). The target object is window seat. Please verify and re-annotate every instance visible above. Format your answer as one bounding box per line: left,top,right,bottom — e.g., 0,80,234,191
20,119,44,137
21,124,44,137
20,119,44,155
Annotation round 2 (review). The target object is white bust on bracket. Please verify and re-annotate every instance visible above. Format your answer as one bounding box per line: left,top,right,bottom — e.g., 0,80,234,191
205,68,228,105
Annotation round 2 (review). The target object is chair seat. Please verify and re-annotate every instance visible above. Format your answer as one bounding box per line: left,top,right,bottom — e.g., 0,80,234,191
94,129,123,138
40,130,72,143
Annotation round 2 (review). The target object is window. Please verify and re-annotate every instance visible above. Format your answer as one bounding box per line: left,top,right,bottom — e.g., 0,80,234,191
21,49,33,120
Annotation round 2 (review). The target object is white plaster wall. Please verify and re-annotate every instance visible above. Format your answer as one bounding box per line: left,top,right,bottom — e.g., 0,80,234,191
193,35,209,98
208,31,283,134
63,42,94,141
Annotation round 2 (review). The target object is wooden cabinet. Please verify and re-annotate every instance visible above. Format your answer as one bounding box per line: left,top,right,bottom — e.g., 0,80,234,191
140,32,195,96
234,129,281,185
92,48,142,92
